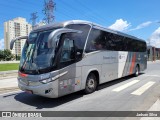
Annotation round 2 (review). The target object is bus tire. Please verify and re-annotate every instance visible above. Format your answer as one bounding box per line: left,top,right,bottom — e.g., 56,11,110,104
134,65,139,77
84,73,98,94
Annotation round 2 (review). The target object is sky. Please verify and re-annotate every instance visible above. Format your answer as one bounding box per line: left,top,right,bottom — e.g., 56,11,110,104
0,0,160,49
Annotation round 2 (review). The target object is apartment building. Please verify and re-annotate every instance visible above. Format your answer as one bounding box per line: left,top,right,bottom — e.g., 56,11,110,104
4,17,32,55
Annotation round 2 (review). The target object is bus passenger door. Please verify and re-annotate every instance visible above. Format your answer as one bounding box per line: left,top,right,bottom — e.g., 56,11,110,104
58,37,81,97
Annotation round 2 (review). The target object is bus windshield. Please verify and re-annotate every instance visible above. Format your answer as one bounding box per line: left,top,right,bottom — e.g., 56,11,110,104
20,30,57,74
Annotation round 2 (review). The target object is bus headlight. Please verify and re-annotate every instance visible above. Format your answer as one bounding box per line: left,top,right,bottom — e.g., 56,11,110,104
39,78,52,84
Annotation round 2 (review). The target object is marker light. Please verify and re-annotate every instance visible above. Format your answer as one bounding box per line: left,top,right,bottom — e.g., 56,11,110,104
18,72,28,77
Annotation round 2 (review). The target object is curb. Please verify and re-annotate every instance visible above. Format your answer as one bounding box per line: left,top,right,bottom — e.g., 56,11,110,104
0,61,20,64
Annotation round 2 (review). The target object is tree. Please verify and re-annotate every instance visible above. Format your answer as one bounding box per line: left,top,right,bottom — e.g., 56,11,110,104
16,55,21,60
15,54,21,60
3,49,14,61
0,50,4,61
0,49,15,61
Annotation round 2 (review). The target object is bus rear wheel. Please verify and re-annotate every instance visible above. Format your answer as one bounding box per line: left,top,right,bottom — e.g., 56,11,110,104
134,65,140,77
84,73,98,94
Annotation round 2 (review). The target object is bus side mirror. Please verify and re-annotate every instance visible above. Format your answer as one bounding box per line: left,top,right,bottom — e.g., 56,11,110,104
10,36,28,50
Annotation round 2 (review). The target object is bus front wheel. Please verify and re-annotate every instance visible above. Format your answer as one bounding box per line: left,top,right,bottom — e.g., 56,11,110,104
84,73,98,94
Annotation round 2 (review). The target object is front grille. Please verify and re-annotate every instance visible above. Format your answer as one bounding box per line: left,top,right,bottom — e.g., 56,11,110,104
19,78,42,86
28,81,42,86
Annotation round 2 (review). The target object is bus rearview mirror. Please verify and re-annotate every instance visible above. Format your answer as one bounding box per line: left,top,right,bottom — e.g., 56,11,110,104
48,28,82,49
10,36,28,50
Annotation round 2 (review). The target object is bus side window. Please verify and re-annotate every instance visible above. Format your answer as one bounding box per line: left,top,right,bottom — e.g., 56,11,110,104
60,38,75,62
85,28,103,52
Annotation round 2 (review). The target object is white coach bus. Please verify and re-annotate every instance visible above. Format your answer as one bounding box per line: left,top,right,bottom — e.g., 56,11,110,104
10,20,147,98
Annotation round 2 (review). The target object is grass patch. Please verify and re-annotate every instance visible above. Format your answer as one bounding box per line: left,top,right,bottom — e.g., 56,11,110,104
0,63,19,71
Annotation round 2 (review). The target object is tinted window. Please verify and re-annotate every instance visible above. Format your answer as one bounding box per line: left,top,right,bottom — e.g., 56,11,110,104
104,32,125,51
85,28,146,53
66,24,91,51
85,29,104,52
124,37,147,52
85,28,125,52
137,41,147,52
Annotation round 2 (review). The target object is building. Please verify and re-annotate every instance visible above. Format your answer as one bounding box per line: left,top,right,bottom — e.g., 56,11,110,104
147,45,160,61
4,17,32,55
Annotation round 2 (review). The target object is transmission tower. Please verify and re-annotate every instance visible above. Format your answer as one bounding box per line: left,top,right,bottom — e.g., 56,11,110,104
30,12,38,29
43,0,56,24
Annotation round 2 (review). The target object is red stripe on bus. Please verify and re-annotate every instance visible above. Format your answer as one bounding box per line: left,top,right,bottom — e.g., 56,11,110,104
130,53,136,74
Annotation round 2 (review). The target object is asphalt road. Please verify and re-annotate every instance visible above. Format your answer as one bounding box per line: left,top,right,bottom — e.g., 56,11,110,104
0,61,160,120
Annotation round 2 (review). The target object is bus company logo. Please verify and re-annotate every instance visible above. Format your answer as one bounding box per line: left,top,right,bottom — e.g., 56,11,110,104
119,55,125,59
119,55,122,59
2,112,12,117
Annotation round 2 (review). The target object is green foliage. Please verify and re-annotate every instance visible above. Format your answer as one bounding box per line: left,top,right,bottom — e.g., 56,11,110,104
16,55,21,60
0,49,14,61
0,50,3,61
3,49,14,61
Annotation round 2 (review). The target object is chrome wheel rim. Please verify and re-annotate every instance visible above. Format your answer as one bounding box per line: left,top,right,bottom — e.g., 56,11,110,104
136,67,139,75
87,79,95,89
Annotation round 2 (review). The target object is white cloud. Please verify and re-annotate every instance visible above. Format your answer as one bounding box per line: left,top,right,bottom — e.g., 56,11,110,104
109,19,131,31
0,39,4,50
148,27,160,47
130,21,153,31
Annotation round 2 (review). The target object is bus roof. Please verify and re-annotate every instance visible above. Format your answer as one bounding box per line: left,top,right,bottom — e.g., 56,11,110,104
32,20,145,42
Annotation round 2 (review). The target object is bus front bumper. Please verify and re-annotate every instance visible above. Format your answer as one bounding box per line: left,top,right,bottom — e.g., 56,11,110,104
18,79,59,98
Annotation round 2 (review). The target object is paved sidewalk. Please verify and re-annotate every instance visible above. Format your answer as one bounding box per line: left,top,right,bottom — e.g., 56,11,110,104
0,77,19,94
0,70,18,79
0,61,20,64
0,78,18,89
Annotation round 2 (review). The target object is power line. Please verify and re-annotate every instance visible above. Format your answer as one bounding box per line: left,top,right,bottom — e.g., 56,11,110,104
43,0,56,24
55,5,83,20
60,0,90,20
0,0,106,24
55,10,75,20
54,1,84,19
60,0,106,23
0,0,37,12
76,0,108,23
